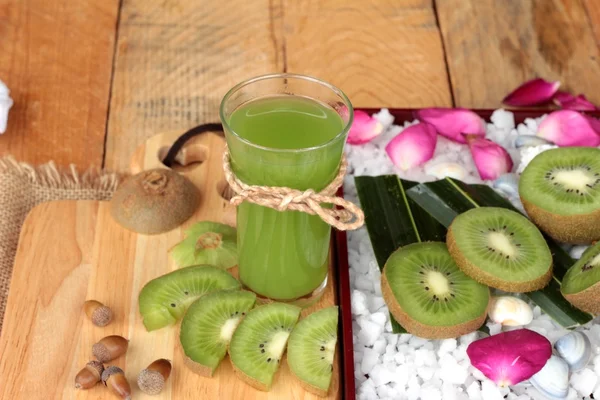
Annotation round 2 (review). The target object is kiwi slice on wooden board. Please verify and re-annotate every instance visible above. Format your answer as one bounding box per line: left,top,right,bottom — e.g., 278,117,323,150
381,242,489,339
180,290,256,376
519,147,600,244
229,302,301,391
447,207,553,292
287,306,338,396
561,241,600,314
170,221,237,269
138,266,240,331
110,168,200,235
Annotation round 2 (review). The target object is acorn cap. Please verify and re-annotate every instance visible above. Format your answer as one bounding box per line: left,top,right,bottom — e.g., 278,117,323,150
86,360,105,377
91,305,113,327
137,369,165,395
102,366,124,385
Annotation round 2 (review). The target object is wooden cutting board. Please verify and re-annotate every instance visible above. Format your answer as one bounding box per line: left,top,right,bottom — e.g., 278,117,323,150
0,130,341,399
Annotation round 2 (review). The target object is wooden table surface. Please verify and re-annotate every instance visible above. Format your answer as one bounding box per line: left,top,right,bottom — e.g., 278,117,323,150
1,0,600,170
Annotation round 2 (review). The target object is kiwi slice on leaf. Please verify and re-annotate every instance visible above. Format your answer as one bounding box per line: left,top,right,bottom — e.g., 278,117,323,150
180,290,256,376
561,241,600,314
381,242,489,339
229,302,301,391
287,306,338,396
110,168,200,235
170,221,237,269
447,207,553,292
519,147,600,244
138,266,240,331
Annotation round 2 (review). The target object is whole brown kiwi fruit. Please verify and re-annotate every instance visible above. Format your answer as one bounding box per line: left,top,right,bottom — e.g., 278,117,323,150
110,168,200,234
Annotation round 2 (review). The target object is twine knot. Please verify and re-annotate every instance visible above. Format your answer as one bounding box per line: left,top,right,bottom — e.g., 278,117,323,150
223,147,364,231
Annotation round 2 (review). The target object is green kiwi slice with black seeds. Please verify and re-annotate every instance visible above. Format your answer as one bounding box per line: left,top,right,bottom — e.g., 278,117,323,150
519,147,600,244
180,290,257,376
381,242,489,339
229,302,301,391
287,306,338,396
447,207,553,292
561,241,600,314
138,266,240,331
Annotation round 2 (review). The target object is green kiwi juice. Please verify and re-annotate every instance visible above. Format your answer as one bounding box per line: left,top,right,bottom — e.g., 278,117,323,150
225,94,349,301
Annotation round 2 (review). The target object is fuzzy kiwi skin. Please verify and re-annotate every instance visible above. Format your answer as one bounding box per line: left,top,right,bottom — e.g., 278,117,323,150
521,198,600,245
563,283,600,315
110,168,200,235
446,226,553,292
380,270,489,340
230,363,272,392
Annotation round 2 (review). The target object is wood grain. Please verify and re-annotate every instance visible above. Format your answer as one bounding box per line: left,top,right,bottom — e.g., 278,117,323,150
0,0,119,168
103,0,284,171
0,132,341,399
582,0,600,48
436,0,600,107
284,0,452,108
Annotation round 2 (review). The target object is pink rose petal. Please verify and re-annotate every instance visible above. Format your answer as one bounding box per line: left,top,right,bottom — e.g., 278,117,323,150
553,90,576,106
537,110,600,147
385,123,437,170
561,95,597,111
347,110,384,145
502,78,560,106
415,108,485,143
553,92,597,110
466,135,514,180
467,329,552,387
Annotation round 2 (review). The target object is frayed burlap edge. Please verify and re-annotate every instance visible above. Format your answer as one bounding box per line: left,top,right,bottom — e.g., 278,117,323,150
0,156,123,192
0,156,126,333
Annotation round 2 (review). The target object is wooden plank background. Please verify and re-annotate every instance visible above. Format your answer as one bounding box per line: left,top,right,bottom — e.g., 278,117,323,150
1,0,600,169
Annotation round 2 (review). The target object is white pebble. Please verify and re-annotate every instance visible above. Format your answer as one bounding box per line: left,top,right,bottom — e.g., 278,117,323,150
368,296,386,313
419,385,442,400
481,380,504,400
491,109,516,129
409,336,429,348
358,378,378,400
372,108,395,130
372,338,386,354
358,318,384,347
370,312,387,326
569,245,589,260
488,322,503,335
360,347,380,375
417,366,435,381
369,364,395,387
571,368,598,396
438,338,457,355
351,290,369,316
466,381,482,400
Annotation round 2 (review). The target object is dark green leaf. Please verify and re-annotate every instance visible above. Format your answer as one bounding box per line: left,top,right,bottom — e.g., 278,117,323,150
406,178,593,328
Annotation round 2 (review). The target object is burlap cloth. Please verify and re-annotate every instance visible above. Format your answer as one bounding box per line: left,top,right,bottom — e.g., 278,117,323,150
0,156,123,333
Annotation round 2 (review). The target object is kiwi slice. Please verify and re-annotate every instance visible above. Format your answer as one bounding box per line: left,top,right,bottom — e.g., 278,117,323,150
447,207,553,292
170,221,237,269
229,302,301,391
138,266,240,331
561,241,600,314
519,147,600,244
110,168,200,235
381,242,489,339
180,290,256,376
287,306,338,396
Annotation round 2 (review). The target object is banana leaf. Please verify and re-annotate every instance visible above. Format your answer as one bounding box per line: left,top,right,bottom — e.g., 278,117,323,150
406,178,593,328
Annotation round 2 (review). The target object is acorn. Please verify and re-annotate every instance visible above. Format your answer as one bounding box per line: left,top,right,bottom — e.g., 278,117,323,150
92,335,129,362
74,360,104,389
84,300,113,327
137,358,172,395
102,366,132,400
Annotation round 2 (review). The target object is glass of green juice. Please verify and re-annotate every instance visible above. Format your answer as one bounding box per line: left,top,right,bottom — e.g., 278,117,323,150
220,74,353,304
